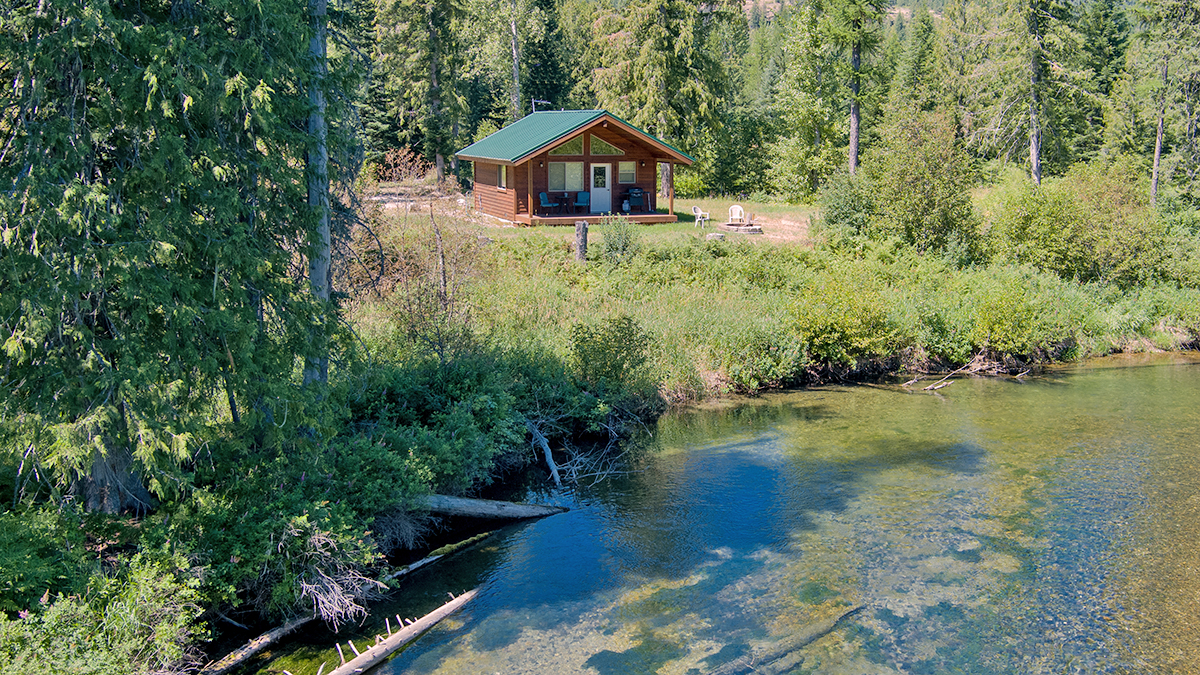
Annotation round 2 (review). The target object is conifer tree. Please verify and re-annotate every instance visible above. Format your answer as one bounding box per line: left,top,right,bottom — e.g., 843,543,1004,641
771,2,844,198
589,0,730,191
0,0,352,512
1132,0,1200,202
821,0,888,174
375,0,466,180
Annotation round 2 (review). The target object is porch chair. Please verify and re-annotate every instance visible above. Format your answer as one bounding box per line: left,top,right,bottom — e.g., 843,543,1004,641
691,205,710,228
729,205,746,225
628,188,645,213
573,191,590,214
538,192,560,215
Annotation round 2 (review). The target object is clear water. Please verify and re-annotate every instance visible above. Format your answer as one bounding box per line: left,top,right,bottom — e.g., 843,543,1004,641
256,354,1200,674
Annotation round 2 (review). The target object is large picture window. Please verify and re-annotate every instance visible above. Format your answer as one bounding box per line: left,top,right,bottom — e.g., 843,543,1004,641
590,135,624,155
618,161,636,183
548,136,584,155
548,162,584,192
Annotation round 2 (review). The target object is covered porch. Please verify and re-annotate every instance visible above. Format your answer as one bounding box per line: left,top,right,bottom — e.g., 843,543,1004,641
457,110,694,226
515,212,679,226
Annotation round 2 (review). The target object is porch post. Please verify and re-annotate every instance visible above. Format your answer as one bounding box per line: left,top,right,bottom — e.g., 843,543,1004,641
668,162,674,215
526,162,533,221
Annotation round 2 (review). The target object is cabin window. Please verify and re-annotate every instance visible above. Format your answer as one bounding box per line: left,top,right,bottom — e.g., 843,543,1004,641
548,162,584,192
618,161,636,183
498,164,507,189
590,135,624,155
549,136,584,155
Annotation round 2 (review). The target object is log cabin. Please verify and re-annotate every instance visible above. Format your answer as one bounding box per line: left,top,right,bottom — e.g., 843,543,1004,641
456,110,695,225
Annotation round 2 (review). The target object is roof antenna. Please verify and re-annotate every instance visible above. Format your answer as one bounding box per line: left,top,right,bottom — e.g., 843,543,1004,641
531,98,551,113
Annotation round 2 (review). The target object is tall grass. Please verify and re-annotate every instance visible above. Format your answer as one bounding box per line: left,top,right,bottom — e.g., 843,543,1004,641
460,230,1200,400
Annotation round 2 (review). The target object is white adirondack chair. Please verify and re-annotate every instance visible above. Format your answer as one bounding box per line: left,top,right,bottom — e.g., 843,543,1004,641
692,205,710,228
729,205,746,225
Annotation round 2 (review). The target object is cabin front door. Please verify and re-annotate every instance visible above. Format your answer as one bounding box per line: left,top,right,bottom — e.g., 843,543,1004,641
590,163,611,213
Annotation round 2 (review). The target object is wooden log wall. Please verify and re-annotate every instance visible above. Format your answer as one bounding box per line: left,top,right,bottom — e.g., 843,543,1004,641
473,161,517,221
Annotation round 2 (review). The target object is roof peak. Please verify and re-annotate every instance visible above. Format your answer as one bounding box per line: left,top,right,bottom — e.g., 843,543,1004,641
456,109,694,165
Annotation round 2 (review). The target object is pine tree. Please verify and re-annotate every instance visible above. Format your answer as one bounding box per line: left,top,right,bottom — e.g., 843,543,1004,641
821,0,888,174
771,2,845,198
1132,0,1200,202
588,0,730,195
375,0,466,180
989,0,1092,183
0,0,351,512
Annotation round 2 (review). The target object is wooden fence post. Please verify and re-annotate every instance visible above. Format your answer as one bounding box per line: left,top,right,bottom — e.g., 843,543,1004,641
575,220,588,263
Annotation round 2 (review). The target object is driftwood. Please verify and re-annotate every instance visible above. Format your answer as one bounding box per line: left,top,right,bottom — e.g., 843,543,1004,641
199,615,315,675
382,553,443,581
707,604,865,675
417,494,568,519
325,589,478,675
525,419,563,486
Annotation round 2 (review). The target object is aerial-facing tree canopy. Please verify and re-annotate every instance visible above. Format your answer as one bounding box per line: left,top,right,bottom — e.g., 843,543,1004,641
0,0,351,512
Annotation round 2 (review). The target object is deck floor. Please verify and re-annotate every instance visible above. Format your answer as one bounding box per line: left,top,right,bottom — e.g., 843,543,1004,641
517,212,678,226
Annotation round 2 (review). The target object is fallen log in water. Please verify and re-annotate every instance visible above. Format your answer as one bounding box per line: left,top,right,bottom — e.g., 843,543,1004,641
418,494,568,520
324,589,478,675
199,615,315,675
707,604,865,675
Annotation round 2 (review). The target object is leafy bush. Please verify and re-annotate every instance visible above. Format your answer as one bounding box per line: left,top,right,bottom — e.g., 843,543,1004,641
711,321,807,392
571,316,652,388
816,170,877,248
598,215,643,265
792,261,906,368
0,509,89,615
865,109,981,258
989,157,1185,287
0,553,206,675
159,438,400,623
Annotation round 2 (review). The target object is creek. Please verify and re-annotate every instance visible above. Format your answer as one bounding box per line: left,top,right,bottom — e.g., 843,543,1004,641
253,353,1200,674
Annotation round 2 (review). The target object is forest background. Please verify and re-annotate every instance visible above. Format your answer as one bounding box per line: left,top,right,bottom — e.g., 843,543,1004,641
1,0,1199,673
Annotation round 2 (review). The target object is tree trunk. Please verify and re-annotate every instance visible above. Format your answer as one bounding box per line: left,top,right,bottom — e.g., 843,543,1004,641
303,0,330,386
812,62,823,192
510,0,522,121
326,590,477,675
849,38,861,175
1027,10,1043,186
429,15,447,184
418,494,569,519
575,220,588,262
80,402,156,514
1029,97,1042,186
661,162,673,206
1152,59,1168,206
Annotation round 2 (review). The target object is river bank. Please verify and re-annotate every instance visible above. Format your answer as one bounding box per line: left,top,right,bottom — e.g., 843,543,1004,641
4,201,1199,674
242,352,1200,674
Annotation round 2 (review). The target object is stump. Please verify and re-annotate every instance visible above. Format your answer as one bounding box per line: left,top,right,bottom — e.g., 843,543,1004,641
575,221,588,262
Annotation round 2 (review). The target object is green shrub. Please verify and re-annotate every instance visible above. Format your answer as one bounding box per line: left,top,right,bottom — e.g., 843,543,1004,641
598,215,643,266
816,171,877,248
0,509,90,616
959,266,1096,359
711,322,807,392
0,553,206,675
989,157,1183,287
792,262,905,367
571,316,652,388
865,109,981,258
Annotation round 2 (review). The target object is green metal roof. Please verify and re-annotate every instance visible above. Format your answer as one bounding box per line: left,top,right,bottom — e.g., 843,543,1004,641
455,110,694,165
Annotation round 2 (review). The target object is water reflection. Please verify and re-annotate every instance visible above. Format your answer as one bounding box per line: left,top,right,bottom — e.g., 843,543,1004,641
253,353,1200,674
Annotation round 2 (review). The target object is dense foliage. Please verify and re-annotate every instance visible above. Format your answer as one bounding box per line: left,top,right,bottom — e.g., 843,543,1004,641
1,0,1199,672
